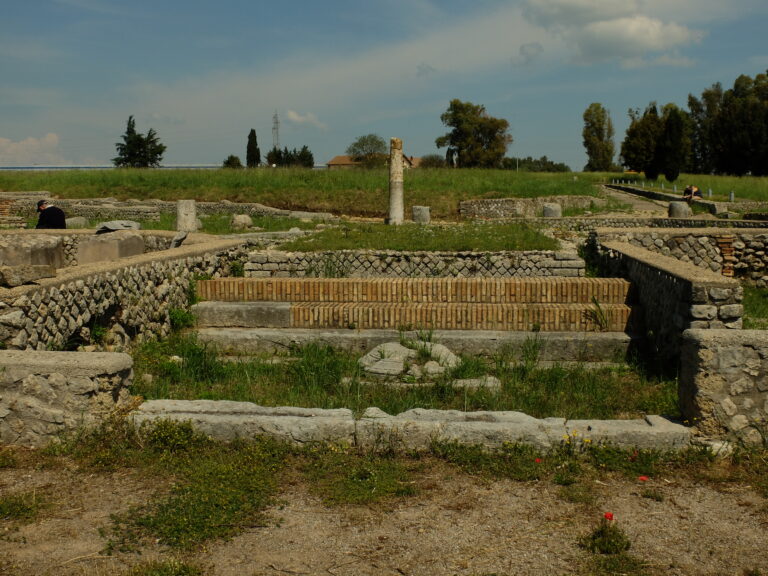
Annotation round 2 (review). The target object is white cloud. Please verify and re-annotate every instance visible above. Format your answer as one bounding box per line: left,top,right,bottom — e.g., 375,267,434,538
573,16,704,63
0,134,66,166
524,0,638,27
285,110,327,130
521,0,704,66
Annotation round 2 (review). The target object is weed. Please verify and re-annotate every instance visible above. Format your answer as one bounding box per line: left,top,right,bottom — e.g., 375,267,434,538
583,296,609,332
578,514,631,554
553,460,583,486
301,445,416,505
448,355,488,380
229,260,245,277
126,559,203,576
641,488,665,502
431,441,545,481
107,436,288,551
140,419,211,455
558,483,596,505
0,450,17,469
168,308,195,331
587,552,649,576
0,492,44,522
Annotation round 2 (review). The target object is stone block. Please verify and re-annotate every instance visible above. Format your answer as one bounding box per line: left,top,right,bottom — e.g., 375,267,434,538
76,231,145,265
0,265,56,287
0,235,64,269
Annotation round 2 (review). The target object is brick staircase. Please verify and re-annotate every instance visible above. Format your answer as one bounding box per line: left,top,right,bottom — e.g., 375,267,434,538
194,277,635,332
0,199,26,229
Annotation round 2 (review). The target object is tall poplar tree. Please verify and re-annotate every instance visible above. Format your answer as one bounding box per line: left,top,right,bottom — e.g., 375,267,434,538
582,103,615,171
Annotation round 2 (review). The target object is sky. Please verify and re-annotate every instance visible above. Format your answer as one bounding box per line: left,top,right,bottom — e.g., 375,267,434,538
2,0,768,170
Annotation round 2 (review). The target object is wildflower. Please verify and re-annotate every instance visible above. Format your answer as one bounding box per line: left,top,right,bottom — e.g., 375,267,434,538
535,458,542,464
604,512,614,521
638,475,649,482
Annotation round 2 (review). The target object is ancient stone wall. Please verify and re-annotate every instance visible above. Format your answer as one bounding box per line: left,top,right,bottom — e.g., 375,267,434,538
7,197,336,223
594,228,768,284
458,196,605,219
680,329,768,445
0,238,247,351
596,240,742,363
244,250,585,278
0,350,134,447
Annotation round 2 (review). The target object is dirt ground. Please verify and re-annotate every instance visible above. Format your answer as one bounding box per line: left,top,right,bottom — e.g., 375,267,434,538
1,457,767,576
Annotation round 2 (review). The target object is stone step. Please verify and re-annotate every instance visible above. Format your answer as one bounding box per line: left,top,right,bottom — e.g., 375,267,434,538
197,277,632,305
193,300,634,332
196,328,636,362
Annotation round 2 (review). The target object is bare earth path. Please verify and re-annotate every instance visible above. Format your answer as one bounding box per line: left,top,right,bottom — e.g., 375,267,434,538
1,459,766,576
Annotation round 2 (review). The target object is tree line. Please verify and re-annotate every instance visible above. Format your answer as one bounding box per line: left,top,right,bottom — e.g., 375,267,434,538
111,71,766,176
582,70,768,180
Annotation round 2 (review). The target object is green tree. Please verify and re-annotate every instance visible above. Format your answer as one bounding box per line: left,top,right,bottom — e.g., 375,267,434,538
687,83,722,174
620,104,663,178
435,99,511,168
657,105,690,182
266,146,283,167
582,103,615,171
222,155,243,169
112,115,166,168
346,134,387,167
296,145,314,168
246,129,260,168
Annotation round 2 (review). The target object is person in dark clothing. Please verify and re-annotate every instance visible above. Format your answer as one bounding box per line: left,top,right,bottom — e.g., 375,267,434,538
35,200,67,229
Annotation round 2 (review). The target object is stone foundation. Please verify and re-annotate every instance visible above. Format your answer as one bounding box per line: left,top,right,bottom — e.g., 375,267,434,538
244,249,585,278
680,330,768,445
0,350,134,447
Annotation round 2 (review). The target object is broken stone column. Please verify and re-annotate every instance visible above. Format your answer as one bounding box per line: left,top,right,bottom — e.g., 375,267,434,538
668,201,692,218
412,206,430,224
388,138,404,225
177,199,198,232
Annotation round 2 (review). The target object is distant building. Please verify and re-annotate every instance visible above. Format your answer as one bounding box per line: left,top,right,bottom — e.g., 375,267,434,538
326,155,421,169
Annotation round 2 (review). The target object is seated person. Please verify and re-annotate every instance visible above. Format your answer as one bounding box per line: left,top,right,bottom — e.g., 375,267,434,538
35,200,67,229
682,185,701,202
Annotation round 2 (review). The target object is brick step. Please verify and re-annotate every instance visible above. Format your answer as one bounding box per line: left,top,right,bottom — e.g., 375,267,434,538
192,301,635,332
197,277,632,305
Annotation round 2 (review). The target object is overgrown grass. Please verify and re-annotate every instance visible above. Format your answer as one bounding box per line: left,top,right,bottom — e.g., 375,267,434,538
619,173,768,203
280,220,559,252
742,284,768,329
1,168,608,219
131,334,678,420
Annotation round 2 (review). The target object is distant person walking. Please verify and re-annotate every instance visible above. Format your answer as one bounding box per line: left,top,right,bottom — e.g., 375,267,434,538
35,200,67,229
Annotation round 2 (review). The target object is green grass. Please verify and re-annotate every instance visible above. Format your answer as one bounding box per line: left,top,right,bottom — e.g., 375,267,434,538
132,335,679,420
300,445,417,505
1,168,608,220
742,284,768,329
620,173,768,204
279,220,559,252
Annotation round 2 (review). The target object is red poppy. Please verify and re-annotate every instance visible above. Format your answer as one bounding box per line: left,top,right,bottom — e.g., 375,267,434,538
604,512,614,521
638,475,649,482
535,458,542,464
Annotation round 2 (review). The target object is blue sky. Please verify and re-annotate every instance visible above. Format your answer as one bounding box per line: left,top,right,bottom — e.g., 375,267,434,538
2,0,768,170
